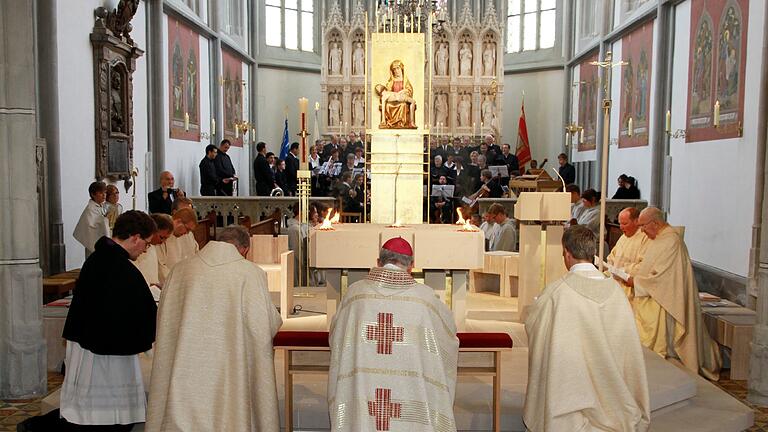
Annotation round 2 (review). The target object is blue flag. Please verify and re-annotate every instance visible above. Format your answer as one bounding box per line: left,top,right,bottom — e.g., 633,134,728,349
279,117,290,160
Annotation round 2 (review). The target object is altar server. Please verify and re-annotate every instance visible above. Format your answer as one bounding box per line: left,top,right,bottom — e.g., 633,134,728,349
61,211,157,430
328,237,459,431
524,225,650,432
156,207,199,284
72,181,110,257
146,226,282,432
627,207,721,379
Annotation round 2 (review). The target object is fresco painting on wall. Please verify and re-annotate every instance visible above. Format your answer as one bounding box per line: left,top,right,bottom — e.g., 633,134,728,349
168,16,200,141
222,49,244,147
686,0,748,143
619,21,653,148
578,52,599,152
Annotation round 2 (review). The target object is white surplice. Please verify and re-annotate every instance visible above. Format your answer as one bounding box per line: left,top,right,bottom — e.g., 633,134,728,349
329,267,459,432
72,199,110,256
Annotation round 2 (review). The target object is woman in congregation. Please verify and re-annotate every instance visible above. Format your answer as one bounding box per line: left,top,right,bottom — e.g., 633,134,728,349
612,173,641,199
105,184,123,231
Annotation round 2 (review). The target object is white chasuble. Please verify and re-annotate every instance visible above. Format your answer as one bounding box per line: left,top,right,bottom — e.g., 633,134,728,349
524,269,650,432
329,267,459,432
633,227,721,379
146,241,282,432
72,199,110,255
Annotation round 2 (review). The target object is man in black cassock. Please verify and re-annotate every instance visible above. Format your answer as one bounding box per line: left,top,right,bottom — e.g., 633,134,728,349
253,141,276,196
199,144,219,196
214,139,237,196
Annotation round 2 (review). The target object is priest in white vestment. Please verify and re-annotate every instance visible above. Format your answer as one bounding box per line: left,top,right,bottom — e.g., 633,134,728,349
606,207,648,299
72,181,110,257
627,207,721,379
524,225,650,432
147,226,282,432
329,237,459,432
134,214,173,300
156,207,199,285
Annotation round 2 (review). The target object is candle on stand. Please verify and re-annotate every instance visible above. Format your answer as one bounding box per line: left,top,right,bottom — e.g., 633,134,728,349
713,100,720,127
211,118,216,135
184,112,190,131
665,110,671,133
299,97,308,164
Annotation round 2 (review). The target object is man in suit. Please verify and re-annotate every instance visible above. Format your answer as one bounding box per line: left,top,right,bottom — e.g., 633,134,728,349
558,152,576,185
253,142,276,196
323,135,340,158
214,139,237,196
433,138,455,161
285,142,300,196
148,171,185,215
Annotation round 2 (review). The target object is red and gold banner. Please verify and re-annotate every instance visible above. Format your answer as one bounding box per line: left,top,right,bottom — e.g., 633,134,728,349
619,21,653,148
578,51,599,152
686,0,748,143
222,49,244,147
168,16,200,141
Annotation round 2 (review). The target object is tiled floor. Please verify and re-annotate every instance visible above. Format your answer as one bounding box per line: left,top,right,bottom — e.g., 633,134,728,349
0,371,766,431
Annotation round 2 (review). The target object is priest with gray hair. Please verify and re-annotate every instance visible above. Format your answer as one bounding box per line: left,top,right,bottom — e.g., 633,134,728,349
328,237,459,431
146,226,282,431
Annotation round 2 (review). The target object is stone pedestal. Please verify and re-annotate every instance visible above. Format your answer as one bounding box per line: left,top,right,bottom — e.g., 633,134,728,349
0,0,47,398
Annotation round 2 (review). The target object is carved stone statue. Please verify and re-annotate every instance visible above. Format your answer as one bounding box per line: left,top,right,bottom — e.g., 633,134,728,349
458,94,471,127
352,94,365,126
352,42,365,76
329,93,342,126
329,43,342,75
459,43,473,76
110,72,124,133
374,60,417,129
483,42,496,76
435,43,449,76
481,94,496,128
434,93,448,128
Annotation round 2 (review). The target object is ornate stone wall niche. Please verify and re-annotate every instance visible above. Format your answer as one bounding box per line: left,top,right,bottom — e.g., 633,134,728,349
91,0,143,181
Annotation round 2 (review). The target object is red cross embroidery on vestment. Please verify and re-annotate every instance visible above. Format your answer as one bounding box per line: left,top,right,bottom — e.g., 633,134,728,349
367,387,402,431
366,312,404,355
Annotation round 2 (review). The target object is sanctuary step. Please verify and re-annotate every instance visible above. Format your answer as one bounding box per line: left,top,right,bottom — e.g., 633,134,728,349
466,292,519,322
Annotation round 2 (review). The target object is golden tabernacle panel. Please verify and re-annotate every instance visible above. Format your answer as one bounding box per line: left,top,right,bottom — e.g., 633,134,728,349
370,33,425,132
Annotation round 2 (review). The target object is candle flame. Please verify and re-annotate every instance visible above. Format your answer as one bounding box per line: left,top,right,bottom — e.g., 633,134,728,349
318,209,340,230
455,208,466,225
455,208,479,231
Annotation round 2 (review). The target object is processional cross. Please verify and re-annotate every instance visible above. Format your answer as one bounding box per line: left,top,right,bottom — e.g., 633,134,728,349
366,312,404,354
367,387,402,431
589,51,627,270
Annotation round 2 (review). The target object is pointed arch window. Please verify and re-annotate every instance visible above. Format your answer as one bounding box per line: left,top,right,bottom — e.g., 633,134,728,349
506,0,557,53
265,0,315,52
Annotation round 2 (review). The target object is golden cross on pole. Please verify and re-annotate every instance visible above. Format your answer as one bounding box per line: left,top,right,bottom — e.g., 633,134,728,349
589,51,627,270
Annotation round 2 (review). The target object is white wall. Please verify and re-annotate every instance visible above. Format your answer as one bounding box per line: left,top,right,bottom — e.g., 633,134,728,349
57,1,149,269
256,67,322,155
502,69,565,167
667,0,765,276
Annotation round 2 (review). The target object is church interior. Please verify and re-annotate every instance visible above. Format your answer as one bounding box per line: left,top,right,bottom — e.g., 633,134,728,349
2,0,768,430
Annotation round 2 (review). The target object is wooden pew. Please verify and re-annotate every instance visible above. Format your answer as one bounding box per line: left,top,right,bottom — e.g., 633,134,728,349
192,211,216,248
273,331,513,432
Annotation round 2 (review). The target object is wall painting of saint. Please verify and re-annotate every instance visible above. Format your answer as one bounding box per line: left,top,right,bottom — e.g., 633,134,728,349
168,16,200,141
619,21,653,149
686,0,748,143
578,51,599,152
222,48,244,147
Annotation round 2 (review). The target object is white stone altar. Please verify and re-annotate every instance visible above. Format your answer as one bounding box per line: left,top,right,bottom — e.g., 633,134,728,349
369,132,424,224
308,223,484,330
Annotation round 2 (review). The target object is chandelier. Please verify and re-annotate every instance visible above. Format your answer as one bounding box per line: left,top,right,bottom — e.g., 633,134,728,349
375,0,449,33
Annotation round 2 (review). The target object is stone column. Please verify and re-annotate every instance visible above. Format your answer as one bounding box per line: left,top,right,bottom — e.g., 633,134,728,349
0,0,48,398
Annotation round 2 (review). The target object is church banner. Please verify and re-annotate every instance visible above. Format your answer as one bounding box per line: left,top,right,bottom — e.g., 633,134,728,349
370,33,425,134
686,0,748,143
619,21,653,149
168,16,200,141
578,51,599,152
222,49,244,147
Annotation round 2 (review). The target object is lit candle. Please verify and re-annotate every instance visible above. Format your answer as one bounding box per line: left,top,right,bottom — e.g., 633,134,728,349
410,13,414,33
565,131,570,143
251,127,256,137
713,100,720,127
417,7,421,32
627,117,634,137
665,110,671,133
579,128,584,144
184,112,190,131
211,118,216,135
235,124,239,138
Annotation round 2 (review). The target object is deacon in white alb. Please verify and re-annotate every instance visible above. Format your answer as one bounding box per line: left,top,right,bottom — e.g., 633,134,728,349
72,181,110,257
328,237,459,432
524,225,650,432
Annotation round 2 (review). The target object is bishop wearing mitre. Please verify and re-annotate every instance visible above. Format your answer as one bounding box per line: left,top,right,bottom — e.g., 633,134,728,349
627,207,720,379
328,237,459,431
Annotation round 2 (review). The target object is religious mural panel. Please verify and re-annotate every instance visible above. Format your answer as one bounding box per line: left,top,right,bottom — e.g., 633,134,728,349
578,52,599,152
222,48,244,147
686,0,748,143
168,16,200,141
619,21,653,148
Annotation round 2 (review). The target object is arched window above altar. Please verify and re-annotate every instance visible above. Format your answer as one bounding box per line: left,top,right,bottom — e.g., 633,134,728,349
265,0,315,52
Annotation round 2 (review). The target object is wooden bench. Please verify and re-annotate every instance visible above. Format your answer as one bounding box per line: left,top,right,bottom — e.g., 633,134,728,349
273,331,513,432
42,277,76,304
702,308,756,380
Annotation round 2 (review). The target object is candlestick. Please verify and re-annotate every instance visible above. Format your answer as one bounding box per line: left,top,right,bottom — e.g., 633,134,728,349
665,110,671,133
184,112,189,131
713,100,720,127
211,118,216,135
